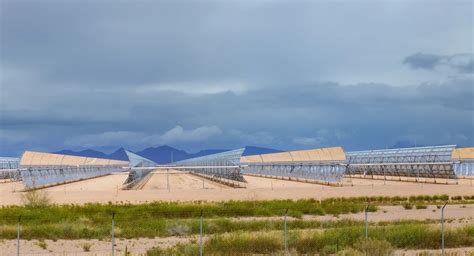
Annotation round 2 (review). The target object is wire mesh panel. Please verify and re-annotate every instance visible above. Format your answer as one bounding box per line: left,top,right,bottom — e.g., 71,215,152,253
20,166,122,189
346,145,457,178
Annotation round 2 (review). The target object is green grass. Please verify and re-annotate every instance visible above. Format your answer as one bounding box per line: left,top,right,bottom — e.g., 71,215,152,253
0,195,471,240
147,225,474,255
0,214,435,240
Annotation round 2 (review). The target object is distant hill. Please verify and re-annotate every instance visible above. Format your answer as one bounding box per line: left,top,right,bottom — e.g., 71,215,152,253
135,145,189,164
53,145,282,164
108,147,129,161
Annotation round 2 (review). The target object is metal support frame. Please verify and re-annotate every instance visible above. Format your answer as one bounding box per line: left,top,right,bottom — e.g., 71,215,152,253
0,157,20,169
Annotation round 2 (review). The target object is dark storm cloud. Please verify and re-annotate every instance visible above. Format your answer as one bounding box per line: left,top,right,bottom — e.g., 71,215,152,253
403,53,443,70
1,77,472,155
0,1,473,156
404,53,474,73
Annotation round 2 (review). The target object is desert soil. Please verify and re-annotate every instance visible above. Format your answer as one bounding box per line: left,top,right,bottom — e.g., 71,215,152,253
0,171,472,206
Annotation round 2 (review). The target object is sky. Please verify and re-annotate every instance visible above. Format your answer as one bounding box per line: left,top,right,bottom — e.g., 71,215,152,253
0,0,473,156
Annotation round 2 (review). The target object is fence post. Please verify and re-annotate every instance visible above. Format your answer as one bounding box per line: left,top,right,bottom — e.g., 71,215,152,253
284,208,288,254
200,209,203,256
17,215,21,256
441,202,447,255
365,204,369,239
112,212,115,256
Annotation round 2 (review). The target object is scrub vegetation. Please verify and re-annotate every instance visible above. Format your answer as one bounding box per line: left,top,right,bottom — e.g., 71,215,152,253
0,195,472,246
146,225,474,255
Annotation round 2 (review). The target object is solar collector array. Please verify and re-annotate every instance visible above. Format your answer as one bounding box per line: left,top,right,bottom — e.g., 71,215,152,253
18,151,129,189
174,148,245,182
241,147,347,183
346,145,457,178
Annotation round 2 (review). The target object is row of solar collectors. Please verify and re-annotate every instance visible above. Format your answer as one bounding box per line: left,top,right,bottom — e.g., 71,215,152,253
346,145,456,164
175,145,473,181
242,164,346,182
188,167,245,182
172,149,245,182
174,148,245,167
0,169,20,180
20,166,122,189
0,157,20,169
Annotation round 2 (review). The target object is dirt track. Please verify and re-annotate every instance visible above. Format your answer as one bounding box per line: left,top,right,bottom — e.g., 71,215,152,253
142,170,225,190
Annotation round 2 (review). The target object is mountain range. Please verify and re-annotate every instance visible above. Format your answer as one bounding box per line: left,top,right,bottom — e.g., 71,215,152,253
52,140,430,164
54,145,282,164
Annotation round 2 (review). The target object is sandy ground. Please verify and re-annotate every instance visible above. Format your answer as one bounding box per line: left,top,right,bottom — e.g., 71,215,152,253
1,238,472,255
0,237,191,256
45,173,128,192
393,248,473,256
142,170,225,190
244,175,325,189
0,172,473,206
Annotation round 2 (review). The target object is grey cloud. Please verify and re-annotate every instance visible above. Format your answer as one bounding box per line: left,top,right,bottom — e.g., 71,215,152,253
64,125,222,149
403,53,442,70
404,53,473,73
1,1,473,156
2,76,472,155
2,1,472,87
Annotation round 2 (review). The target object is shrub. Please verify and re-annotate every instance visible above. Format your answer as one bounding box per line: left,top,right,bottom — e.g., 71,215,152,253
80,242,92,252
37,240,47,250
403,203,413,210
206,232,282,254
146,243,199,256
337,248,363,256
353,238,393,256
21,190,51,208
166,223,190,236
439,195,449,201
415,205,428,209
